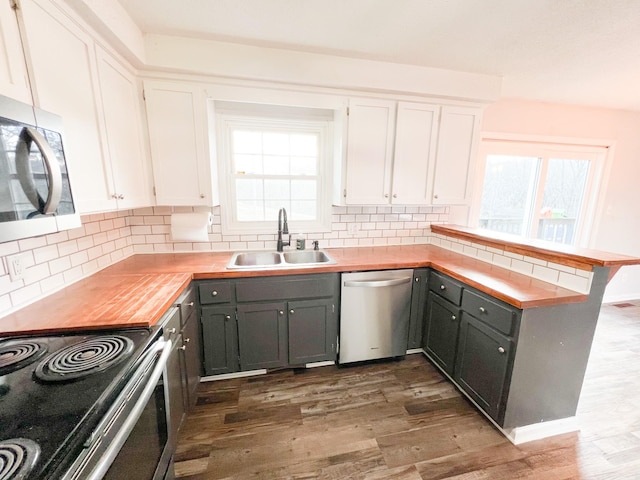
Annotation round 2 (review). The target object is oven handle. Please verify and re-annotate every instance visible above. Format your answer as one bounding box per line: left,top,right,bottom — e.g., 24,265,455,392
85,338,172,480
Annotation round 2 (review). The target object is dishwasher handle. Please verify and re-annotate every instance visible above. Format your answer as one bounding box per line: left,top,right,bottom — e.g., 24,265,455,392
343,277,412,288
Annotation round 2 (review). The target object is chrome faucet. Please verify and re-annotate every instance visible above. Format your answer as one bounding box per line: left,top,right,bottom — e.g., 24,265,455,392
277,207,291,252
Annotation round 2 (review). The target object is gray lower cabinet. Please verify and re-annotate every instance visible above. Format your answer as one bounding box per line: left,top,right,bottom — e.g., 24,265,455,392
237,302,288,370
288,299,337,364
161,306,186,444
424,291,460,376
198,273,340,374
455,313,513,422
407,269,428,349
200,306,239,375
423,269,519,425
181,309,202,408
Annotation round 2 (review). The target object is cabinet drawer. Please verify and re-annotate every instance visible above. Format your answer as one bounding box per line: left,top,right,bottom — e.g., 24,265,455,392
176,286,197,327
198,280,233,304
235,274,338,302
428,271,462,306
462,290,517,336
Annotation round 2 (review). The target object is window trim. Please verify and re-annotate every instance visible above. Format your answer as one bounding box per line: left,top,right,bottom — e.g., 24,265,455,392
215,109,334,235
470,135,612,248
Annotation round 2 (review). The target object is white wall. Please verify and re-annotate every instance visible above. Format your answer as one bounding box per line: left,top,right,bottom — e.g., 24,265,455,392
480,99,640,302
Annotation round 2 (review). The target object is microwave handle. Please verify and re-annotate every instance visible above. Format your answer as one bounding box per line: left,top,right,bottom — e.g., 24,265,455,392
15,127,63,214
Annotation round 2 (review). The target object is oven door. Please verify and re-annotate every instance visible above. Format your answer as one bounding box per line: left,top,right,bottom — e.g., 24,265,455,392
62,338,174,480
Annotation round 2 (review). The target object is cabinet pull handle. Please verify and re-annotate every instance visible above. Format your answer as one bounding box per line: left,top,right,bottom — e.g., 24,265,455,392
290,309,295,314
451,315,456,321
212,291,218,296
225,315,231,320
479,307,486,313
498,346,505,354
440,285,446,290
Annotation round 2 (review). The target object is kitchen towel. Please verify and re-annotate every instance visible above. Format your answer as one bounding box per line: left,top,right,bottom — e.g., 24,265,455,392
170,212,212,242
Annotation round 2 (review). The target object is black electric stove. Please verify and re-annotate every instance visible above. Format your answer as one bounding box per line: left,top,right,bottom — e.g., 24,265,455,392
0,327,161,480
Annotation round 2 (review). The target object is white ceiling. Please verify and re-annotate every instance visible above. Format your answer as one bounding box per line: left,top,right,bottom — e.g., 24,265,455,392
117,0,640,111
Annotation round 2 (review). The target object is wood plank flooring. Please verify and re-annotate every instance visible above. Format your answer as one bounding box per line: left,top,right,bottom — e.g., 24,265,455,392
174,301,640,479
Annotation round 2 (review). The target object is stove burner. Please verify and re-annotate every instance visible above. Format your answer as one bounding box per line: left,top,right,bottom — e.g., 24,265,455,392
0,341,48,376
35,335,134,382
0,438,40,480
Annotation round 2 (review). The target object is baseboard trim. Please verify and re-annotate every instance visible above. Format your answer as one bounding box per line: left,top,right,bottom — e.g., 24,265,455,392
305,360,335,368
200,369,267,382
503,417,579,445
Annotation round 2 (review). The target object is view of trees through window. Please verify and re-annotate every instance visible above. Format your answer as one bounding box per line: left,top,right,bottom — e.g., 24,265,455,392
479,147,597,245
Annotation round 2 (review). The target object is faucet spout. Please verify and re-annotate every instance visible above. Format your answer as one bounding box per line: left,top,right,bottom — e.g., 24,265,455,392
277,207,291,252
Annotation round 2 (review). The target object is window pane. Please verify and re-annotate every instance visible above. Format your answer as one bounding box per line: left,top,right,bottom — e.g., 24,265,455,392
290,156,316,175
263,132,289,155
234,154,263,175
263,155,290,175
479,155,538,236
236,179,263,200
291,180,316,200
537,158,590,244
237,200,264,221
233,130,262,154
290,134,317,156
290,200,316,220
264,179,290,201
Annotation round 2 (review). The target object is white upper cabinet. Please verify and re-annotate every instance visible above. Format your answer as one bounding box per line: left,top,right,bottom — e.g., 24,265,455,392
344,99,396,204
391,102,439,205
18,0,151,213
0,0,30,103
144,80,212,206
343,97,481,206
95,46,151,209
431,106,481,205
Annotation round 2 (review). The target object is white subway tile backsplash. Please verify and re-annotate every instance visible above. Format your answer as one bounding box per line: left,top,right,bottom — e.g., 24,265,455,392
511,259,534,276
558,271,591,293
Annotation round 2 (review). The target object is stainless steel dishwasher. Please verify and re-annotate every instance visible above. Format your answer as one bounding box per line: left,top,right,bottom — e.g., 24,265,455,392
339,269,414,364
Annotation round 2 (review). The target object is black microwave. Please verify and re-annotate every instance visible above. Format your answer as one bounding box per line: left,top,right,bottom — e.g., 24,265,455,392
0,94,80,243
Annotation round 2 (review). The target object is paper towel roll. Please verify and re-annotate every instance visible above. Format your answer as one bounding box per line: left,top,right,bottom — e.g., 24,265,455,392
170,212,212,242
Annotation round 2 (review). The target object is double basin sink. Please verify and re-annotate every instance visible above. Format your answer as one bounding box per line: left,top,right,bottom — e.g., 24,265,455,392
227,249,336,269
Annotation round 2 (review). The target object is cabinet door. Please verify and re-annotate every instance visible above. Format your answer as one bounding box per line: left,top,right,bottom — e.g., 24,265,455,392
237,302,288,370
391,102,439,205
431,106,481,205
144,80,211,206
95,46,151,209
20,0,113,213
181,311,201,409
201,306,238,376
455,313,512,422
344,98,395,204
167,332,186,442
407,269,428,349
0,0,30,103
424,292,461,375
288,299,337,365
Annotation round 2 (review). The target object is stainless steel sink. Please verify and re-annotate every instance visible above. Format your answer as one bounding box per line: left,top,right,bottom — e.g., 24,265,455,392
227,250,335,269
282,250,332,264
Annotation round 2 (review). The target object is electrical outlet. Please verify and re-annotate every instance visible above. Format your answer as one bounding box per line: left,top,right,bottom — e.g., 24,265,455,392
6,253,25,282
347,223,359,235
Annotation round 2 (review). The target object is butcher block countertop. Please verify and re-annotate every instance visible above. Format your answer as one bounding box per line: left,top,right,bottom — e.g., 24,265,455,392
2,239,622,337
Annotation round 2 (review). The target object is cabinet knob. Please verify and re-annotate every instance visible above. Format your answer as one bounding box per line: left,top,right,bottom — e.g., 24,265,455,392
111,194,118,199
479,307,486,313
434,194,439,199
168,328,176,334
186,302,194,307
200,193,205,198
179,345,187,351
212,290,218,296
184,337,190,343
279,310,284,315
498,346,505,354
118,194,124,200
393,194,398,198
440,285,446,290
225,315,231,320
415,277,420,282
290,309,295,314
451,315,456,321
384,194,389,198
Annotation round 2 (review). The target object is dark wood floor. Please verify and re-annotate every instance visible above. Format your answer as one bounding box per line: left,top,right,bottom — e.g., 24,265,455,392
174,301,640,479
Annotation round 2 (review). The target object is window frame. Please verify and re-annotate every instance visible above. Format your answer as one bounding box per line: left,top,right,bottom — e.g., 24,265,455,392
215,108,334,235
470,136,610,248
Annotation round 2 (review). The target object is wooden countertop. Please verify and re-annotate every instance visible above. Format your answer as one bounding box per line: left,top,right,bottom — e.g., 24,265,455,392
0,244,590,337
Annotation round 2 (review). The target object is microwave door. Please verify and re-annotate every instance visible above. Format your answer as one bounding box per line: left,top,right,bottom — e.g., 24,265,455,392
15,126,62,215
